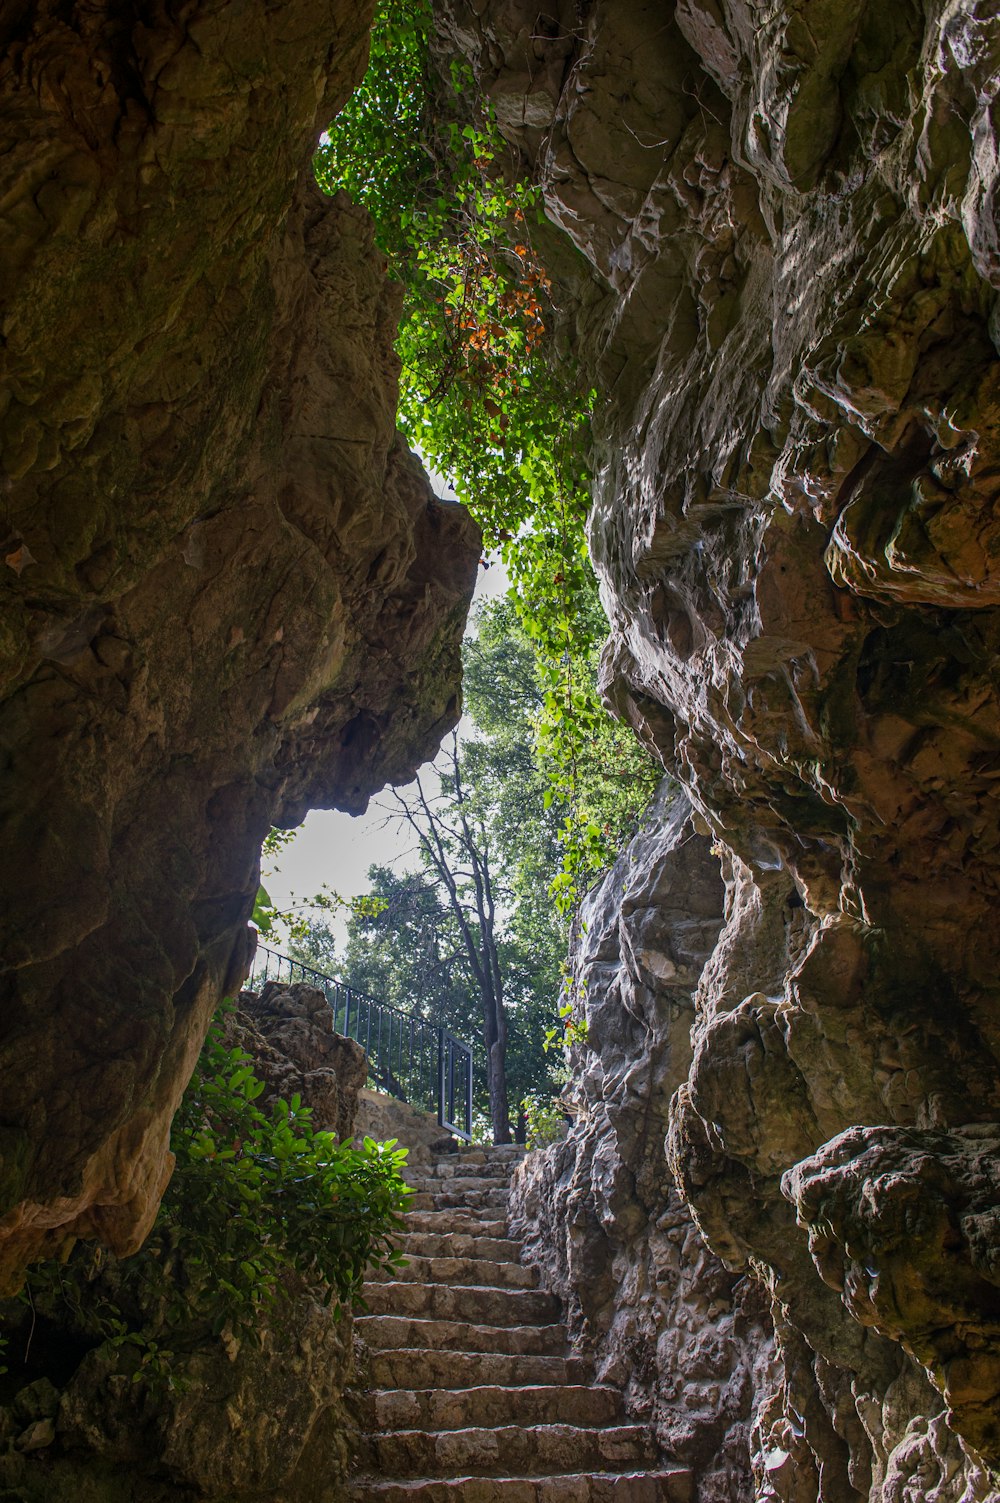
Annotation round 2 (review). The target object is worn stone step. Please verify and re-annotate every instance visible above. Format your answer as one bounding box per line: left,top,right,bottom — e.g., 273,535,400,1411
404,1211,508,1237
355,1314,566,1357
451,1144,525,1161
346,1470,693,1503
405,1175,512,1198
367,1349,591,1391
399,1232,522,1263
409,1161,511,1183
427,1151,523,1175
360,1384,624,1432
356,1423,656,1480
370,1254,538,1290
361,1281,559,1326
428,1186,510,1211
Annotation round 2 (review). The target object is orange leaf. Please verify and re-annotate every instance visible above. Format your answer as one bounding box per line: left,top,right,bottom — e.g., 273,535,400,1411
4,542,35,575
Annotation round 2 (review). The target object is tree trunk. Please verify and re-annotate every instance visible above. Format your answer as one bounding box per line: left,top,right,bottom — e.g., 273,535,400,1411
487,1029,511,1144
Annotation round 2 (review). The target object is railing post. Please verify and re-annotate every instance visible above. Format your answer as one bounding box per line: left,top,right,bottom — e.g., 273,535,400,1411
437,1027,446,1128
448,1041,456,1127
465,1046,473,1139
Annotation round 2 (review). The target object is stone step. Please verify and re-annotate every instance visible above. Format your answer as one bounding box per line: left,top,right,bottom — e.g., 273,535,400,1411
399,1231,522,1263
370,1254,538,1290
367,1350,592,1391
426,1186,510,1211
426,1149,524,1172
405,1176,512,1199
404,1211,508,1237
451,1145,526,1162
408,1162,511,1183
346,1470,693,1503
354,1315,567,1357
356,1425,657,1480
351,1143,671,1503
360,1384,625,1432
361,1281,559,1326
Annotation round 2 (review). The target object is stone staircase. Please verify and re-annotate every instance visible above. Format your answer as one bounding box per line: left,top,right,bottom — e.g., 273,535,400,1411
348,1144,692,1502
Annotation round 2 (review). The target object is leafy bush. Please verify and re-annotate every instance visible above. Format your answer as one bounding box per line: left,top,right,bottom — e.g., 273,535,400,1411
1,1010,410,1382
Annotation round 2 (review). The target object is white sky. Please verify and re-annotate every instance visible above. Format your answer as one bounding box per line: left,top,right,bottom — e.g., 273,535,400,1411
261,467,508,954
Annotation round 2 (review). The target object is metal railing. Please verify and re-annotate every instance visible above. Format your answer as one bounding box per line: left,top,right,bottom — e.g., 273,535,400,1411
247,942,473,1141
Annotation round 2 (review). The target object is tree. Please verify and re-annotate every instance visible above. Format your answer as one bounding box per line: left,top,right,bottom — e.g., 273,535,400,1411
287,915,339,974
342,866,472,1031
338,601,566,1140
387,736,512,1142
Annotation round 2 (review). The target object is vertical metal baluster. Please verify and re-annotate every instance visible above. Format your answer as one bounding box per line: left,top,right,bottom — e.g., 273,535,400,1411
465,1045,472,1139
449,1041,456,1126
397,1011,405,1100
424,1026,431,1115
386,1011,393,1095
394,1011,400,1098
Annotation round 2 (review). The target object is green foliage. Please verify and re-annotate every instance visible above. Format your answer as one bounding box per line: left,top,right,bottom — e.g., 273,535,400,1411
317,1,658,910
339,593,643,1124
341,866,472,1027
543,998,590,1054
251,882,277,937
286,913,340,973
2,1010,410,1384
253,833,388,949
154,1016,410,1332
520,1093,567,1150
337,603,574,1123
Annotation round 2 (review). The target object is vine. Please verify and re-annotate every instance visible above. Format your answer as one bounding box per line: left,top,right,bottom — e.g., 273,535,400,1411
316,1,658,908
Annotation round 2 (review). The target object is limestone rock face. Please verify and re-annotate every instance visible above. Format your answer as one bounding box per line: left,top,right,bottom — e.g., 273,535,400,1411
784,1123,1000,1470
353,1088,456,1165
448,0,1000,1494
19,1291,355,1503
0,1,480,1289
236,981,368,1141
509,788,776,1503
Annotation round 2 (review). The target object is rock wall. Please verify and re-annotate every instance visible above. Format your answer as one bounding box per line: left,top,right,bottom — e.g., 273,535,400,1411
236,980,368,1143
0,982,367,1503
353,1088,456,1165
509,787,777,1503
0,0,480,1289
445,0,1000,1497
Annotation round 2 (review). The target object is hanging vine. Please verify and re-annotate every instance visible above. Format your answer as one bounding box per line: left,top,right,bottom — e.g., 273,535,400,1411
315,0,658,908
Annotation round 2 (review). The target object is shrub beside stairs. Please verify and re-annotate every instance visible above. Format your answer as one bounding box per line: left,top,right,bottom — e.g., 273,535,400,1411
348,1144,692,1502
